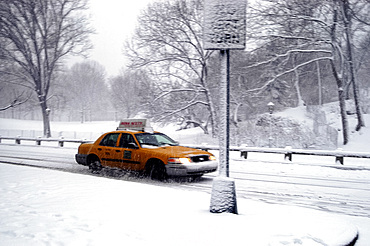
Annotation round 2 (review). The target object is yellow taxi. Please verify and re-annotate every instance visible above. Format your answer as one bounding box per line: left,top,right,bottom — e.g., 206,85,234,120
75,119,218,180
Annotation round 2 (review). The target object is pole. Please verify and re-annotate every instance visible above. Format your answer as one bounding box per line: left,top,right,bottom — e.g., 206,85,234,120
269,113,272,148
219,49,230,177
204,0,245,215
209,49,237,214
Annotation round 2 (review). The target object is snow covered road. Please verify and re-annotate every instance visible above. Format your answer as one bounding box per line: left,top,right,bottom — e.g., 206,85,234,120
1,143,370,245
1,143,369,218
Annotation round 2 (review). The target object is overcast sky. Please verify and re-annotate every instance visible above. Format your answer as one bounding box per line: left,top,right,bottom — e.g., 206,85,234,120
68,0,152,77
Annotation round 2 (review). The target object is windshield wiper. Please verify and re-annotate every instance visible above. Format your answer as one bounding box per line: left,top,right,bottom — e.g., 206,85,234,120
141,143,159,147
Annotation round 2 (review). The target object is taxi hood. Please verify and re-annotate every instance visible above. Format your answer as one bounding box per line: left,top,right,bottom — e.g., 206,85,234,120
142,145,211,157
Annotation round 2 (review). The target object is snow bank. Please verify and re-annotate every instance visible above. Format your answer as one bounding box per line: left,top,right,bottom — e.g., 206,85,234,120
0,164,359,246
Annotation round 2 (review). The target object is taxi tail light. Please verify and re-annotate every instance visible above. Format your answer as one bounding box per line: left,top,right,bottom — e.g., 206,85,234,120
167,157,191,164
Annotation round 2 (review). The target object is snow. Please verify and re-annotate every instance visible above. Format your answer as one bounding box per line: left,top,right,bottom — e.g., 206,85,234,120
0,164,360,246
274,102,370,152
210,177,238,214
1,106,370,245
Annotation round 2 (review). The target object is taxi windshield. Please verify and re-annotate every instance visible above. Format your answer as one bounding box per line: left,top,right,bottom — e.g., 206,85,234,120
135,133,178,147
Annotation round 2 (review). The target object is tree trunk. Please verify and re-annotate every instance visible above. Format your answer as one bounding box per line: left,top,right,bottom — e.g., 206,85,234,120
316,59,323,105
330,1,348,145
202,60,218,137
338,88,349,145
331,60,349,145
294,68,304,107
342,0,365,131
204,88,217,137
39,96,51,138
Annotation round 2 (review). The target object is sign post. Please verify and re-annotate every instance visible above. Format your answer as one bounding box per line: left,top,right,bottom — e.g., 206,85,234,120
219,49,230,178
204,0,246,214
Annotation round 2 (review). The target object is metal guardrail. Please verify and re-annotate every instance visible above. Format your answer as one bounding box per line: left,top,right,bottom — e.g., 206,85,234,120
1,136,370,165
0,135,92,147
184,143,370,165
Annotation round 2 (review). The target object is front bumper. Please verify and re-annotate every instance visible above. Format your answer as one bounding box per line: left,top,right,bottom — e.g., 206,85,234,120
165,161,218,176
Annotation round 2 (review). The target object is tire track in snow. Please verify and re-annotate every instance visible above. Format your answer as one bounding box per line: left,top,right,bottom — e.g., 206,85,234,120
1,144,369,218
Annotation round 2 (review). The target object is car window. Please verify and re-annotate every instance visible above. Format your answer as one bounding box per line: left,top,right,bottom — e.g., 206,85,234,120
99,133,120,147
119,133,136,148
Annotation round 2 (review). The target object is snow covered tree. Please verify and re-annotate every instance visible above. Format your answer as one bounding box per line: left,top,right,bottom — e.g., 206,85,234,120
244,0,370,144
62,61,109,122
125,0,217,135
0,0,92,136
0,88,29,112
341,0,366,131
110,69,152,119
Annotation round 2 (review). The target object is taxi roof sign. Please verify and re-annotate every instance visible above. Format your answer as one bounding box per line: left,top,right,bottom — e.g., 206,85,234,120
117,119,151,131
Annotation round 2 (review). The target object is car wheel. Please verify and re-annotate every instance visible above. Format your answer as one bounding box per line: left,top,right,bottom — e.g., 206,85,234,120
89,159,102,173
147,160,167,181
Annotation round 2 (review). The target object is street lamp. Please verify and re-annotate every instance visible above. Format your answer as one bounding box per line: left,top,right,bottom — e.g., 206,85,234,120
268,102,275,114
267,102,274,147
45,108,51,116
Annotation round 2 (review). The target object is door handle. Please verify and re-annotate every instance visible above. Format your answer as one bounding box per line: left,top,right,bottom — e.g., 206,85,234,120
97,148,102,151
115,150,121,153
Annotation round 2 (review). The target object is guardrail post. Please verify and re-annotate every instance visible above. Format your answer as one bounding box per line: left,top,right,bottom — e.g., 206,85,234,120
335,156,344,165
240,151,248,159
36,136,42,145
240,144,248,159
201,143,208,151
284,146,292,161
15,135,21,144
335,148,344,165
58,137,64,147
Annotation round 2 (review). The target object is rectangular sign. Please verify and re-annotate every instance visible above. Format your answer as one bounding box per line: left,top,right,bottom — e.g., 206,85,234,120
117,119,147,130
204,0,246,50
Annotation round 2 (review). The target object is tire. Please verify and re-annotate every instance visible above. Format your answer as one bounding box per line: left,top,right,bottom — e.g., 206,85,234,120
146,160,167,181
89,159,103,173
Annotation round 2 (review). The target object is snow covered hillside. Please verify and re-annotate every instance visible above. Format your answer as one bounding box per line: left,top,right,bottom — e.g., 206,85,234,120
1,102,369,151
274,102,370,152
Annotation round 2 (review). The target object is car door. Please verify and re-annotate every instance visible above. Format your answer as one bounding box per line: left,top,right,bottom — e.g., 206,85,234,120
111,133,142,170
97,133,120,167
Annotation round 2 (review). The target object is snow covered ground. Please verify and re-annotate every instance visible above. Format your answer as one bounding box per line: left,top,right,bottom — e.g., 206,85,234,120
1,106,370,245
0,162,362,246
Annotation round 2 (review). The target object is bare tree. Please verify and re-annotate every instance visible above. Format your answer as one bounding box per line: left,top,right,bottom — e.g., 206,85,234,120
63,61,109,122
125,0,217,135
0,89,30,111
110,69,151,119
341,0,365,131
244,0,370,144
0,0,92,136
327,0,350,145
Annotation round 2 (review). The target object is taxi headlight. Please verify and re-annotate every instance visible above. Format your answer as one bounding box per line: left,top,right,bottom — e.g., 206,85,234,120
168,157,192,164
209,155,216,161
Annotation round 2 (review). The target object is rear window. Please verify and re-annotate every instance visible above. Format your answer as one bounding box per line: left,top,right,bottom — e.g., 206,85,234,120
99,133,120,147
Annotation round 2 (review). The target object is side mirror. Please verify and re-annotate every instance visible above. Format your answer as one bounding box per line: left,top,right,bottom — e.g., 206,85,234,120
127,142,139,149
